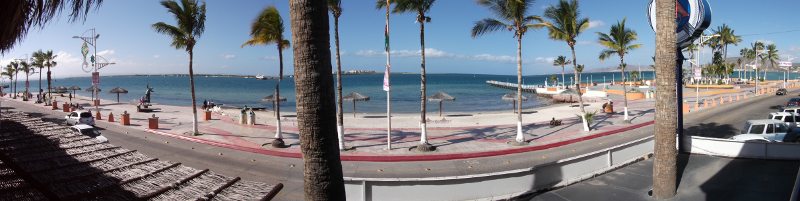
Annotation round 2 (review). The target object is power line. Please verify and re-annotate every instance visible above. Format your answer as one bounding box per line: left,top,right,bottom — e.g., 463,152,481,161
739,29,800,36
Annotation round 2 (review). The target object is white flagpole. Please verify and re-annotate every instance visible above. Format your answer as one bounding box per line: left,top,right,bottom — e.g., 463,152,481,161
384,0,392,150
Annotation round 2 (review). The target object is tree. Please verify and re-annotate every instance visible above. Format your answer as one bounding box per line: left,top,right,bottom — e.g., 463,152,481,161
19,60,33,101
288,0,346,199
328,0,347,151
471,0,541,144
540,0,591,131
377,0,437,151
653,0,678,198
1,65,13,97
710,24,742,61
553,56,570,87
753,42,766,83
152,0,206,135
597,18,640,121
0,0,102,53
9,61,19,99
242,5,291,147
32,50,57,104
31,53,44,100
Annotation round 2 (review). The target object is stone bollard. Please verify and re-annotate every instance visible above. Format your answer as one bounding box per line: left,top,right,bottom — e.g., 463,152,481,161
737,94,741,101
683,103,690,113
694,102,700,111
121,111,131,126
704,99,709,108
95,111,102,120
204,110,212,121
62,103,70,112
720,97,725,105
108,112,115,122
52,100,58,110
148,114,159,129
710,99,717,107
728,95,732,103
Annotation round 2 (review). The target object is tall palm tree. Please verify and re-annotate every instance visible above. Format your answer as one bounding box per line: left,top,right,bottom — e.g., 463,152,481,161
0,0,103,53
1,66,13,97
32,50,57,104
653,0,678,198
31,53,44,101
471,0,541,144
553,56,570,87
9,61,19,99
152,0,206,135
597,18,640,121
328,0,347,151
288,0,346,199
19,60,33,101
377,0,437,151
242,5,290,147
710,24,742,60
540,0,591,131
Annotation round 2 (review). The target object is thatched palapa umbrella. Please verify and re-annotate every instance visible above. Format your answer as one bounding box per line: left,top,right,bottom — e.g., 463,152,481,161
52,86,68,93
262,94,287,116
343,92,369,117
68,86,81,102
109,87,128,102
502,93,528,114
86,85,101,100
427,91,455,117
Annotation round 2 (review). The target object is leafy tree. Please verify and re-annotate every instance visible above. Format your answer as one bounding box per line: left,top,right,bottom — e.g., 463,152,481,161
597,18,640,120
553,56,570,87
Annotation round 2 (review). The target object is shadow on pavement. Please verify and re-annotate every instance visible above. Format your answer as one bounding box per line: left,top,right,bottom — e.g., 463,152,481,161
684,122,738,139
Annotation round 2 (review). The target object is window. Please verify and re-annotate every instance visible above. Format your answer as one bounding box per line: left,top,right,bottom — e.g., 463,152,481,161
79,112,93,118
777,124,789,133
749,125,765,134
786,117,794,123
70,113,77,117
767,124,775,133
773,115,781,120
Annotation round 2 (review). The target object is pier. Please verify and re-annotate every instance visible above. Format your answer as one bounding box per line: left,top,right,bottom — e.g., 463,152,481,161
485,80,538,93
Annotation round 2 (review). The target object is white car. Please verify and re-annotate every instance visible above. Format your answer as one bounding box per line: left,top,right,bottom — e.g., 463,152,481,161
70,124,108,143
769,112,799,128
782,106,800,114
731,119,793,142
65,111,95,126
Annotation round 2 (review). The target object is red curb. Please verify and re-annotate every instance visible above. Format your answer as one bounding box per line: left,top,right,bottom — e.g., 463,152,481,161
144,120,655,162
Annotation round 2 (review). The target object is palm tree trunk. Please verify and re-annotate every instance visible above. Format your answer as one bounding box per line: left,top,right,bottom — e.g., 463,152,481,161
621,57,629,120
25,72,29,100
419,18,428,145
188,49,199,135
46,66,51,103
288,0,346,199
514,36,524,143
275,46,284,140
561,65,566,88
13,71,18,99
653,0,678,198
571,45,589,131
38,67,42,101
333,14,345,150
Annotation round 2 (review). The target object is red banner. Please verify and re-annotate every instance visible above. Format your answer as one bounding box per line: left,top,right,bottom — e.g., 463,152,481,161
92,72,100,85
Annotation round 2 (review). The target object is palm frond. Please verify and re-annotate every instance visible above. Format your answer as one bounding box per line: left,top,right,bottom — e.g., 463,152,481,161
471,18,509,38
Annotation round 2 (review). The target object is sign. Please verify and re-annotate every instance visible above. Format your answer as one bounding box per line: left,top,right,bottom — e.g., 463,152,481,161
779,61,793,67
648,0,712,48
92,72,100,85
693,67,702,80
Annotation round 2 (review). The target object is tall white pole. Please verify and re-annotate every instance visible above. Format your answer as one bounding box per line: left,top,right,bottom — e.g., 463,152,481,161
384,0,392,150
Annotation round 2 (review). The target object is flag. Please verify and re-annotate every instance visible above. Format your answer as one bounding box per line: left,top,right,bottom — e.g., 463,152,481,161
383,64,391,91
383,0,391,92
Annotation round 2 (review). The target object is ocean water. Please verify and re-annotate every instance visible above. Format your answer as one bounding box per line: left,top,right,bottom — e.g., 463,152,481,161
11,71,789,113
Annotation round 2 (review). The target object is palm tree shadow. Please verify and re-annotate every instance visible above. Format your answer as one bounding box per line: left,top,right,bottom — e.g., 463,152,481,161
684,122,738,139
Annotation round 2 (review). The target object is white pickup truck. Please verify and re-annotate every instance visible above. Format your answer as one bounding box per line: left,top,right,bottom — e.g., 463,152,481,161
769,112,800,128
731,119,798,142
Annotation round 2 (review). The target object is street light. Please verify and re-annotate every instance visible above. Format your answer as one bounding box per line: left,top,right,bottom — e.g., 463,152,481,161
693,34,720,108
72,29,110,114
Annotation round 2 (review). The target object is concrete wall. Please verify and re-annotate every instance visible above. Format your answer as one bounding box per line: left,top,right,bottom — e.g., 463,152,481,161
683,136,800,160
343,137,654,201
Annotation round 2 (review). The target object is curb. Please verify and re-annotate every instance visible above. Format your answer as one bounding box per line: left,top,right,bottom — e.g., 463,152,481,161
144,120,655,162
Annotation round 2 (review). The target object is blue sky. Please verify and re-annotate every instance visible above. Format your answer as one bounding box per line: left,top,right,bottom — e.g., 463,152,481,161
2,0,799,78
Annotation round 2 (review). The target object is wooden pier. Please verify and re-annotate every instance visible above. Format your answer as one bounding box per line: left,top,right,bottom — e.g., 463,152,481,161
485,80,538,93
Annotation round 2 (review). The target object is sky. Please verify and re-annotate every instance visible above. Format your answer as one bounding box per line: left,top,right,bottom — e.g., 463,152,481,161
1,0,800,78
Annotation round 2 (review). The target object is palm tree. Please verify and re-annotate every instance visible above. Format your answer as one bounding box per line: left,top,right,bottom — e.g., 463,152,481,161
19,60,33,101
32,50,57,104
711,24,742,60
1,66,13,97
242,5,290,147
152,0,206,135
652,0,677,198
288,0,346,199
31,53,44,101
328,0,347,151
553,56,570,88
683,43,698,83
471,0,541,144
540,0,591,131
597,18,640,121
9,61,19,99
0,0,102,53
377,0,437,151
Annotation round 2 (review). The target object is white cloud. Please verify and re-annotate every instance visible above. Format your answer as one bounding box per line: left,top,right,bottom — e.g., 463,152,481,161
261,55,278,61
470,54,516,63
576,40,596,46
587,20,605,29
54,51,82,66
97,49,115,57
223,54,236,59
354,48,452,58
153,55,161,59
756,39,774,45
535,57,556,64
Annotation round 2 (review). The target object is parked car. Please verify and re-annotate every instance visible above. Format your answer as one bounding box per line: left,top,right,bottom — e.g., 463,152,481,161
787,98,800,107
776,88,788,95
731,119,796,142
782,106,800,114
70,124,108,142
65,111,95,126
769,112,799,128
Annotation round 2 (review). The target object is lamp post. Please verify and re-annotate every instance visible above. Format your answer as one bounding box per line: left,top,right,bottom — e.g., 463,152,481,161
694,34,720,108
73,29,113,113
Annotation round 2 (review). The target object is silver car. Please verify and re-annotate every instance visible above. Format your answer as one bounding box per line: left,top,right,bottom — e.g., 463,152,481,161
65,111,95,126
70,124,108,142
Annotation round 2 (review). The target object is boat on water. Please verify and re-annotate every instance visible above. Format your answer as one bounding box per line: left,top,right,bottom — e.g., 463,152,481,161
255,74,266,80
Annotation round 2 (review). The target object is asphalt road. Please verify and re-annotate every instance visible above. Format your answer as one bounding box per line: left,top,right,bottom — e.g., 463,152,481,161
683,91,796,139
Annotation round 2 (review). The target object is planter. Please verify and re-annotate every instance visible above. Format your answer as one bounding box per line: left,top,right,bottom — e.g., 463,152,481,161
626,92,645,100
204,110,212,121
148,116,159,129
121,112,130,126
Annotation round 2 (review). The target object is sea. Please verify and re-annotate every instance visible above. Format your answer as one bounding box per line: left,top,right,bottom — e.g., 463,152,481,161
15,71,790,113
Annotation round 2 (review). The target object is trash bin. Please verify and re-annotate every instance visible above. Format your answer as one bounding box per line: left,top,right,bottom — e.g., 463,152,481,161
148,114,159,129
248,109,256,125
62,103,70,112
204,110,212,121
51,100,58,110
121,111,131,126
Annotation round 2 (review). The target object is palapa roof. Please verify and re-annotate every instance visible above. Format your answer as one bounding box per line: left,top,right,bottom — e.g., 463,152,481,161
344,92,370,101
428,91,455,102
68,86,81,90
85,85,101,92
502,93,528,101
262,94,287,102
109,87,128,94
